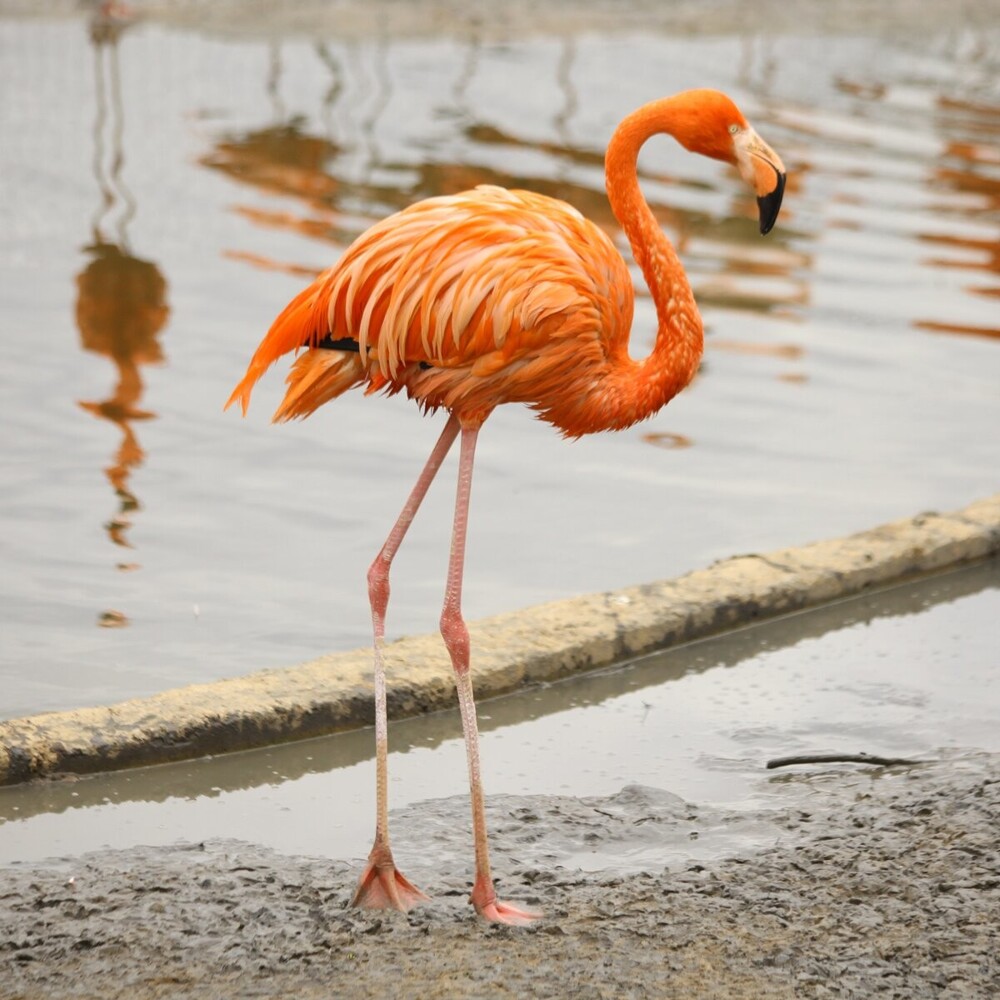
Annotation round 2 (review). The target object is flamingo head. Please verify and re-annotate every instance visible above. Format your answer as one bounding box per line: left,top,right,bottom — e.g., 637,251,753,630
666,89,787,235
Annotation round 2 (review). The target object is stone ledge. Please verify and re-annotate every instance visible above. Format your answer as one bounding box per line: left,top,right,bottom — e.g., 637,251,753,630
1,493,997,786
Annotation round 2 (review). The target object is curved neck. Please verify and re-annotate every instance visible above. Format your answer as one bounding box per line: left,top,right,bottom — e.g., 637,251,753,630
604,99,703,414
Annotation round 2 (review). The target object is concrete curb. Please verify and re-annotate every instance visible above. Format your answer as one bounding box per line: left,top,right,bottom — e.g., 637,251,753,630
2,494,998,787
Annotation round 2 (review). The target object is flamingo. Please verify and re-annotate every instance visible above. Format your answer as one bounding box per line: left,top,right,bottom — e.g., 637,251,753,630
227,89,786,925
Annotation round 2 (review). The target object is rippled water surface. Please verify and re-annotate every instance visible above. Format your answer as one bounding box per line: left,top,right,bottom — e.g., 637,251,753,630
1,1,998,716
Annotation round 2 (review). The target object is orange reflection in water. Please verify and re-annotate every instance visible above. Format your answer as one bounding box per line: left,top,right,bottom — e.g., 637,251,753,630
202,124,342,211
201,119,357,274
915,96,1000,341
640,431,693,450
77,4,170,624
76,241,169,553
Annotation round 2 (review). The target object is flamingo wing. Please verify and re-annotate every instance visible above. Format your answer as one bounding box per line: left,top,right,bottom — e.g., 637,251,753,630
226,185,633,427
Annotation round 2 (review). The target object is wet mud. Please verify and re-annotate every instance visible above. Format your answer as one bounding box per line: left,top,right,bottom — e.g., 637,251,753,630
2,753,997,999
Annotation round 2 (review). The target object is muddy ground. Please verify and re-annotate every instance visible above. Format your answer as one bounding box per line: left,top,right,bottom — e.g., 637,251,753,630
2,753,997,999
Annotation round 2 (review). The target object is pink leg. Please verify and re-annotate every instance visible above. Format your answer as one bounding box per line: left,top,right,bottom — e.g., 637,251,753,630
352,414,460,913
439,424,542,926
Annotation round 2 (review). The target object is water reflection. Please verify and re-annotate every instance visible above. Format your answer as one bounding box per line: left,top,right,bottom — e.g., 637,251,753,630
76,4,170,616
202,121,345,274
199,42,351,274
640,432,693,450
820,73,1000,343
76,242,168,555
915,96,1000,341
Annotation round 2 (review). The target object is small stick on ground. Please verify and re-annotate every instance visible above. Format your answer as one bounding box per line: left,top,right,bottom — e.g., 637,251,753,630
766,752,930,770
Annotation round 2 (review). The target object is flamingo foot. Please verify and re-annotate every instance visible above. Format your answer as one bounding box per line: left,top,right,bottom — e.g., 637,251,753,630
470,874,542,926
352,850,429,912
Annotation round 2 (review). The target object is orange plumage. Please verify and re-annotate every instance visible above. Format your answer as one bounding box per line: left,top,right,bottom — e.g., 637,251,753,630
227,89,786,925
227,185,635,433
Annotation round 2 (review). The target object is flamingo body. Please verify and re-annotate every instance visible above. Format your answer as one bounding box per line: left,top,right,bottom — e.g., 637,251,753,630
227,89,786,925
228,184,664,435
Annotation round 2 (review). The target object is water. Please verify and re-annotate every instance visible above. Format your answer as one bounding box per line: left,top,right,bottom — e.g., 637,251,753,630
0,2,998,721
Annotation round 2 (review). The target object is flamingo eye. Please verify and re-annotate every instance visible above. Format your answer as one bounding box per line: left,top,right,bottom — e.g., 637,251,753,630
728,124,741,135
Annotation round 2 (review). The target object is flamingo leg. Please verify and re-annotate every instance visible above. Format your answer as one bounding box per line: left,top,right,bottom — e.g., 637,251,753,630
352,414,461,912
439,424,542,926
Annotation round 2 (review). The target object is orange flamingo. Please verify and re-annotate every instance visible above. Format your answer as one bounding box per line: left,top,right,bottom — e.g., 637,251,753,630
227,89,785,925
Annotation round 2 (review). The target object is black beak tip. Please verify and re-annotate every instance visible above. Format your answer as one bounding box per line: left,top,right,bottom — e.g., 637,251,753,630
757,171,786,236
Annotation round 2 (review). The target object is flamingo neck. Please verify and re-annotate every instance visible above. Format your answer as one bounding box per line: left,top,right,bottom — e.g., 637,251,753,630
604,99,704,420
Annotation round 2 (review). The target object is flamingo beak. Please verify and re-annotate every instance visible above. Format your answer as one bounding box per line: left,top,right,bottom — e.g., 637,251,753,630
735,128,786,235
757,171,786,236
